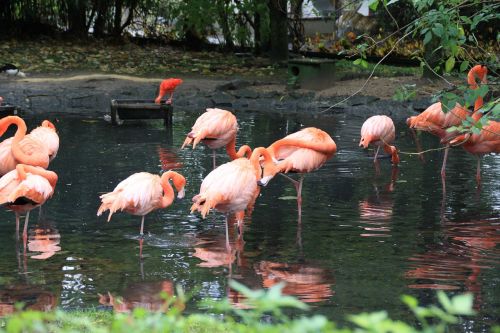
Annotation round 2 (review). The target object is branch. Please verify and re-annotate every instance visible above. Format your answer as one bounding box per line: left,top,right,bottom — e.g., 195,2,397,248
319,28,415,113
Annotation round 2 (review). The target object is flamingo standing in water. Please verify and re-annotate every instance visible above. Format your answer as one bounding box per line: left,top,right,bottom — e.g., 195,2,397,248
449,115,500,184
190,147,281,249
359,115,399,165
0,164,58,244
97,170,186,237
0,116,52,175
182,108,252,168
266,127,337,218
155,78,183,104
407,65,488,178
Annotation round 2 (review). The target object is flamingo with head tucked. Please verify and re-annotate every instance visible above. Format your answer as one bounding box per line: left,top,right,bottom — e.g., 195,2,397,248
359,115,399,165
29,120,59,161
190,147,281,249
0,116,51,176
265,127,337,218
0,164,58,244
97,170,186,236
182,108,252,168
407,65,488,178
155,78,183,104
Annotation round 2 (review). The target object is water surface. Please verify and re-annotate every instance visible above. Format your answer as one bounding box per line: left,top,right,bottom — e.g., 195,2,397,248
0,110,498,331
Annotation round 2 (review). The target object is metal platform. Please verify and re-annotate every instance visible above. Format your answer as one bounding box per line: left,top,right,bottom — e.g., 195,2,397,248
110,99,173,126
0,104,18,118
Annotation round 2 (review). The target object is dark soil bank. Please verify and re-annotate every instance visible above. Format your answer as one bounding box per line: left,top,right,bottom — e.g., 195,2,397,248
0,74,433,122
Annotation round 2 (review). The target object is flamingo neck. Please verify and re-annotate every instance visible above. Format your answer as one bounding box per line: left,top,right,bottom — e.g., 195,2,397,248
160,171,186,207
16,164,58,189
225,138,252,160
0,116,27,138
250,147,273,180
467,65,488,120
268,138,337,157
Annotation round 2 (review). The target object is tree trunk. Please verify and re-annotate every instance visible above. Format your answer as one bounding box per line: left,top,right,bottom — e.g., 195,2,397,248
93,0,109,37
217,0,234,48
67,0,88,36
268,0,288,62
113,0,123,36
289,0,304,52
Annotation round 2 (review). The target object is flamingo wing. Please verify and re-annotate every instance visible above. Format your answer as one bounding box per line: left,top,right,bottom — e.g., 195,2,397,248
97,172,163,221
182,108,238,149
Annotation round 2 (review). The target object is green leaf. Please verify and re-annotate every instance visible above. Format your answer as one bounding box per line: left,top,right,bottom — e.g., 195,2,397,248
431,23,444,37
450,293,475,315
424,31,432,45
369,0,379,11
401,295,418,309
445,56,455,72
353,58,362,65
459,60,469,72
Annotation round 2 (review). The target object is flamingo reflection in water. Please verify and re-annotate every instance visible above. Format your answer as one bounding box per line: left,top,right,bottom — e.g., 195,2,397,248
27,224,61,260
358,168,398,238
254,261,335,303
98,280,184,313
0,285,57,316
405,217,500,310
157,146,183,171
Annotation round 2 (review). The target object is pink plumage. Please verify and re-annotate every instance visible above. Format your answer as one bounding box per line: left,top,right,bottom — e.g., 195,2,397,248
155,78,183,104
359,115,399,164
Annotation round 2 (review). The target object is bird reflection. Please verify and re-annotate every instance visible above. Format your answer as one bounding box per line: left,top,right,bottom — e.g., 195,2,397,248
192,227,246,269
27,225,61,260
405,217,500,309
0,285,57,316
254,261,334,303
358,167,398,238
157,146,183,171
98,280,180,313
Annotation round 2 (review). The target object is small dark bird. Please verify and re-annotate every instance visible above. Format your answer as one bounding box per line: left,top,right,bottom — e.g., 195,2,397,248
0,64,26,77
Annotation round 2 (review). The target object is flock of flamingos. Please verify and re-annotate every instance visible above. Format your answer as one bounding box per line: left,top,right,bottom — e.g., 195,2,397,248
0,64,497,254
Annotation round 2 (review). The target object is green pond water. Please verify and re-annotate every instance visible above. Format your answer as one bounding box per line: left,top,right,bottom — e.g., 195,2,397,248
0,110,498,331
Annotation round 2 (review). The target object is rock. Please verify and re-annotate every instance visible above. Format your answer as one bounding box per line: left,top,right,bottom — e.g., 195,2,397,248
215,79,253,91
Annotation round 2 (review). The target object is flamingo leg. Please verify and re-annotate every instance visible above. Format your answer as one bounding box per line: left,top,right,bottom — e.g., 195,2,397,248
441,145,449,179
166,92,173,104
279,173,305,218
235,211,245,240
139,216,145,236
373,146,381,162
22,211,30,252
212,150,217,169
15,213,20,239
225,216,231,251
410,128,425,162
476,157,481,185
139,238,144,259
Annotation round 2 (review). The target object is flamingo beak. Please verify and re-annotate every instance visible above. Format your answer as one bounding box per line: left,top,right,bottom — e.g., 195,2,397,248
177,187,185,199
257,175,273,187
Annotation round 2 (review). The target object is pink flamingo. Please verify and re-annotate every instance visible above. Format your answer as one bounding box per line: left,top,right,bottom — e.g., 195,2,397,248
407,65,488,178
0,116,52,175
450,115,499,184
0,164,58,244
190,147,280,249
155,78,183,104
266,127,337,218
97,170,186,237
181,108,252,168
359,115,399,165
29,120,59,161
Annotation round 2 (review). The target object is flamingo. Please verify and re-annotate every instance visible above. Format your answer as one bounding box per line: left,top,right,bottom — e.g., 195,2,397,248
97,170,186,236
0,164,58,244
266,127,337,218
449,118,499,184
190,147,281,249
29,120,59,161
181,108,252,168
154,78,183,104
407,65,488,178
0,116,51,176
359,115,399,165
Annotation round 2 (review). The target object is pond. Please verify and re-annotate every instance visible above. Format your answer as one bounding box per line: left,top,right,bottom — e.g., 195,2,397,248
0,109,498,331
